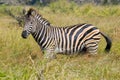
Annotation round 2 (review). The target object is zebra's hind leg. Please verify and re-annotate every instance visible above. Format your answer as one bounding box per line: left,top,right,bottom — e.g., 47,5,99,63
85,42,99,55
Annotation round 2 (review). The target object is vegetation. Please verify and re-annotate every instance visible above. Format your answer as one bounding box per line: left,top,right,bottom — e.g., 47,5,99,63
0,1,120,80
1,0,120,5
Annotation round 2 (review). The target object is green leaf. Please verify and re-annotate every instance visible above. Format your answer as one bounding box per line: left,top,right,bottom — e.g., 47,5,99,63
0,72,6,77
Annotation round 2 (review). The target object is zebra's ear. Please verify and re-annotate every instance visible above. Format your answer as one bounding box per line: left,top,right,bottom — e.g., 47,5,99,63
23,9,26,15
31,10,36,17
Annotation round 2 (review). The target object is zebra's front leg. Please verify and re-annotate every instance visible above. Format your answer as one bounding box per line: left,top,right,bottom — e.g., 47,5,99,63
44,49,57,61
37,49,56,80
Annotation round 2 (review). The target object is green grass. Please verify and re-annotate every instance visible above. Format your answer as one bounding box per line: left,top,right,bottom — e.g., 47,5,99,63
0,2,120,80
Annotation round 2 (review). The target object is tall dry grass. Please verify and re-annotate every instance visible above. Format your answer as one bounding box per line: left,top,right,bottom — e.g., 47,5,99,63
0,2,120,80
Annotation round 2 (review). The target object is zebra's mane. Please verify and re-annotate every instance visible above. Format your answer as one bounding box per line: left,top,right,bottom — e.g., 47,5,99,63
27,8,50,26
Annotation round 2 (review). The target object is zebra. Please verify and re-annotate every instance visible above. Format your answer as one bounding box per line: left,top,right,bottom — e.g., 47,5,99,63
21,8,112,59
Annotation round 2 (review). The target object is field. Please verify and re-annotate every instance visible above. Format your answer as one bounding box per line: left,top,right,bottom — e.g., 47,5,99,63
0,1,120,80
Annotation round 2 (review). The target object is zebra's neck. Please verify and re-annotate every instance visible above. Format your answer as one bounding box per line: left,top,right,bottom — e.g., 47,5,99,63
31,14,53,49
35,14,50,26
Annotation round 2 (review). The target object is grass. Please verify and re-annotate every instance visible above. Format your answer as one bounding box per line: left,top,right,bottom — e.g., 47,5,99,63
0,2,120,80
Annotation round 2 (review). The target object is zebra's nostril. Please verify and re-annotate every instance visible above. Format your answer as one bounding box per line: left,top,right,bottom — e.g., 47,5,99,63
21,31,28,39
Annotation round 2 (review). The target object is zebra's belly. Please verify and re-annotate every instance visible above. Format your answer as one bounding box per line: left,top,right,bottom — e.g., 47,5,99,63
54,45,84,54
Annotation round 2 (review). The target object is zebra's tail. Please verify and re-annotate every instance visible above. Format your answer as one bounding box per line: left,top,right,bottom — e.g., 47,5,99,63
100,32,112,52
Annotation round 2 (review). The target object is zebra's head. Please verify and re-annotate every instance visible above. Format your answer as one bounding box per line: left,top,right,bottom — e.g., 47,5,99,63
21,8,37,39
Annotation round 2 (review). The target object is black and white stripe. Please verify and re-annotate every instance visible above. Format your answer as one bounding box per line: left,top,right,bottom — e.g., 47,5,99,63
22,8,112,55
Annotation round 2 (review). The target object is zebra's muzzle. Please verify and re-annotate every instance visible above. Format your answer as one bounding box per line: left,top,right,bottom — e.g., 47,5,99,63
21,31,28,39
